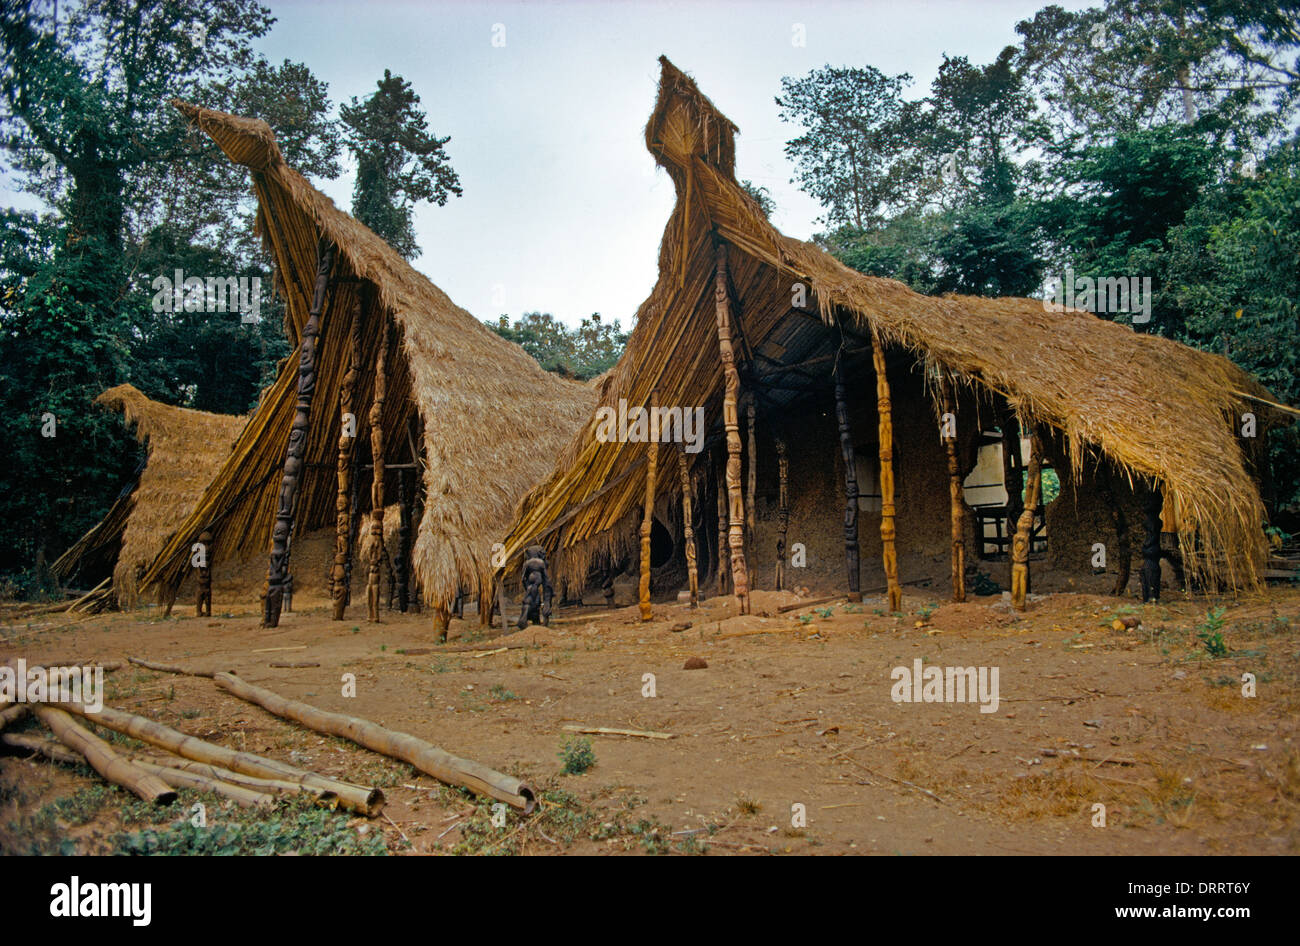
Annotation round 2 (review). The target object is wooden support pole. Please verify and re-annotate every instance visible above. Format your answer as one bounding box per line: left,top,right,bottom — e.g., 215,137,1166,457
776,438,789,591
834,350,861,601
639,389,659,622
938,378,966,602
264,237,335,628
714,243,750,614
395,469,411,613
716,456,729,597
871,331,902,612
195,527,213,617
1139,487,1163,603
366,317,388,623
1010,421,1043,611
999,401,1023,569
331,294,362,620
746,400,757,590
678,446,699,608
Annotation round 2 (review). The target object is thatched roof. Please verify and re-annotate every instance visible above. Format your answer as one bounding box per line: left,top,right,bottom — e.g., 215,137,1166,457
500,56,1282,593
51,385,246,605
136,101,595,609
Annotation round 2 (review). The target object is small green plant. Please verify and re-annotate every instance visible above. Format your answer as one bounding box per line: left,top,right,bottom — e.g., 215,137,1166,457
815,606,834,619
797,613,814,625
916,602,937,621
558,736,596,775
1197,607,1228,658
489,684,517,702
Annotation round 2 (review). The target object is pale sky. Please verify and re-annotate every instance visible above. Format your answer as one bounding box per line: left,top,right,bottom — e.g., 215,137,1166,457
5,0,1094,327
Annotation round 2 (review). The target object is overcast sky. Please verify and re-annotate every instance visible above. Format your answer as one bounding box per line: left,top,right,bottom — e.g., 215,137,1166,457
6,0,1095,327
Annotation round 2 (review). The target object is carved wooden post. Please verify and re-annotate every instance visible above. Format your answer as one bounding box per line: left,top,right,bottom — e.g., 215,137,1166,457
999,401,1023,564
195,528,213,618
714,243,750,614
395,468,411,613
938,377,966,602
366,318,388,623
834,350,861,601
1139,487,1163,603
715,458,729,597
678,446,699,608
1010,422,1043,611
331,294,361,620
639,389,659,622
775,438,789,591
872,330,902,612
263,237,334,628
746,400,757,589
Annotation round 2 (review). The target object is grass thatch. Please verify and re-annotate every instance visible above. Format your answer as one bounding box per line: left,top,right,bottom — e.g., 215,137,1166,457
134,101,595,612
500,55,1285,594
50,385,246,606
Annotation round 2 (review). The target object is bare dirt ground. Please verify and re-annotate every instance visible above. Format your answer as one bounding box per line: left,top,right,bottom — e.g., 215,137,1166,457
3,583,1298,855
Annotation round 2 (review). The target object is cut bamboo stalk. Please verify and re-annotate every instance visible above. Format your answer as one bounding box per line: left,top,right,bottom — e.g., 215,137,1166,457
938,377,966,602
127,656,224,678
713,242,750,614
834,347,861,601
213,672,536,812
118,750,335,807
639,389,658,622
34,706,177,805
265,237,335,628
51,699,383,815
776,438,789,591
1010,422,1043,611
561,725,676,740
1,702,30,731
2,730,82,764
332,293,362,620
366,314,388,623
871,330,902,612
677,446,699,608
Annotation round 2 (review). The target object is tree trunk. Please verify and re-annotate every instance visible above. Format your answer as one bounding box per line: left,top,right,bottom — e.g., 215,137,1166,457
872,332,902,612
264,237,335,628
1010,423,1043,611
332,294,362,620
713,243,750,614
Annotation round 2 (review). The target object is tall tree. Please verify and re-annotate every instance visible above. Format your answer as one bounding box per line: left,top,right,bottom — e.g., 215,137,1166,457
341,70,462,259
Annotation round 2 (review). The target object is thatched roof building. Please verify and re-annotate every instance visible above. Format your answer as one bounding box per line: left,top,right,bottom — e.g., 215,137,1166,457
134,101,595,622
499,57,1282,603
51,385,246,607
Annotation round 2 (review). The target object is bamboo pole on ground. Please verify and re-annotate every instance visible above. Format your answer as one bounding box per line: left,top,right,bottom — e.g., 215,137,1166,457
34,706,177,805
213,672,536,812
678,446,699,608
3,732,278,808
834,344,861,601
746,401,757,590
51,699,383,815
366,316,388,623
1010,422,1043,611
332,294,361,620
1,702,29,730
938,377,966,602
871,330,902,612
776,438,789,591
639,389,659,622
264,237,335,628
713,242,750,614
715,457,729,597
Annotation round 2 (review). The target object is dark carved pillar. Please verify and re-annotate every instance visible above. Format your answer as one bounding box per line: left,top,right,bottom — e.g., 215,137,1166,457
264,237,334,628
